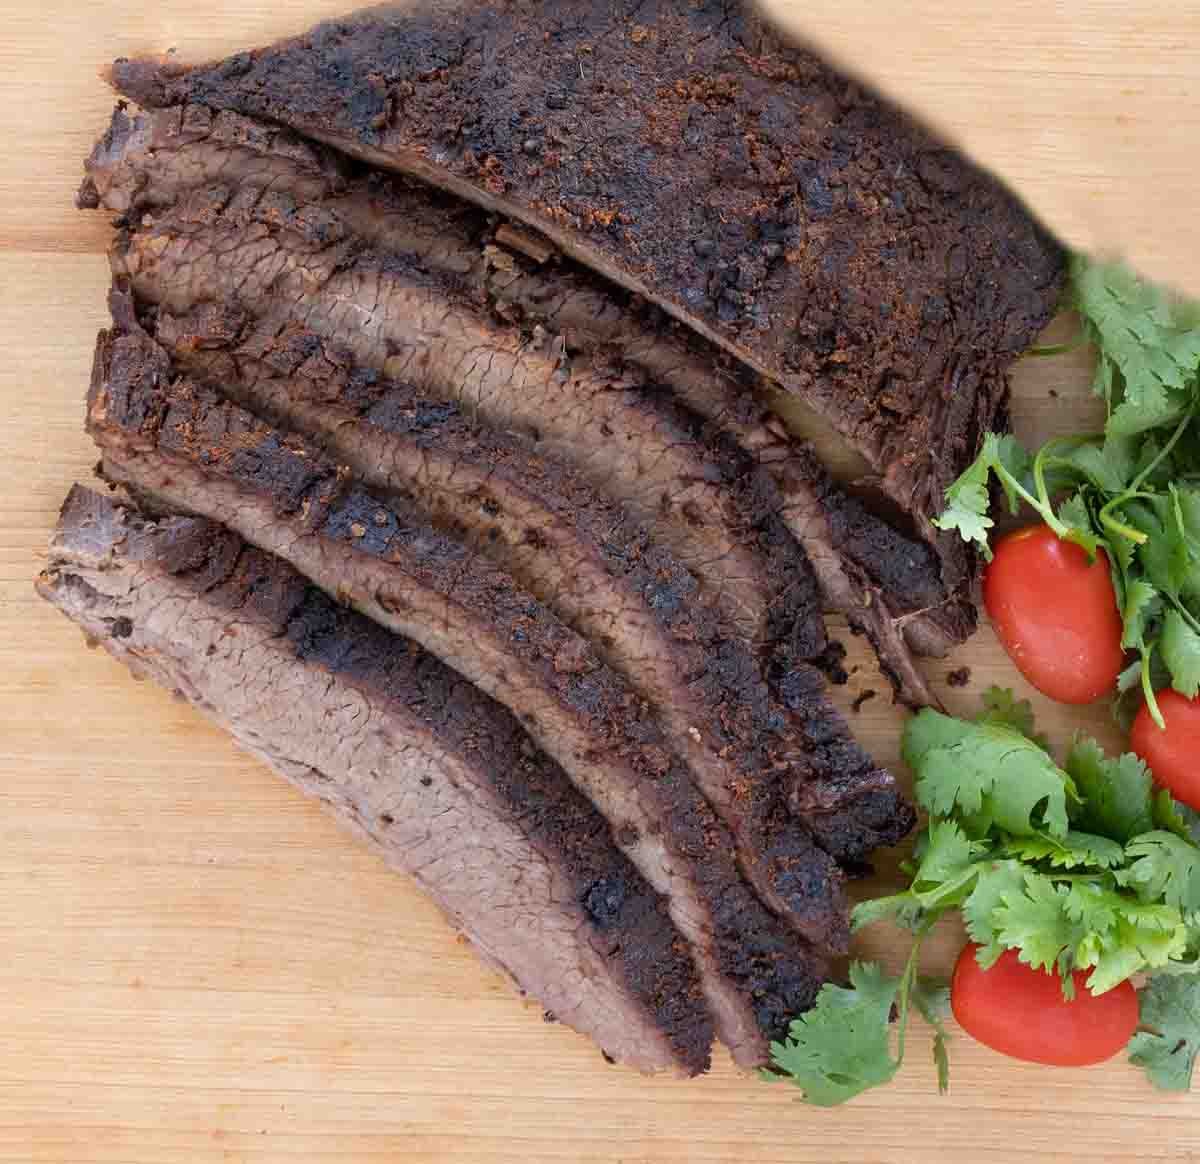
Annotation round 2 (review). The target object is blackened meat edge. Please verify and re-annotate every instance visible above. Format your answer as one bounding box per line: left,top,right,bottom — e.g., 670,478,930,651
38,484,714,1075
108,0,1065,594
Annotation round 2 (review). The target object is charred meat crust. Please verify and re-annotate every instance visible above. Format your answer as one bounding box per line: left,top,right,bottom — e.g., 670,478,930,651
39,484,713,1075
86,311,840,1066
100,136,819,652
152,303,909,867
82,101,968,702
108,0,1064,589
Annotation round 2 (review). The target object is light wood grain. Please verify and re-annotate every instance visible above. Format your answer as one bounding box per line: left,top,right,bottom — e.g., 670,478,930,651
1,5,1193,1162
763,0,1200,299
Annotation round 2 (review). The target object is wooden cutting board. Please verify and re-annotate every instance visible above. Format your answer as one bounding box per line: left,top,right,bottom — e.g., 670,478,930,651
1,4,1195,1161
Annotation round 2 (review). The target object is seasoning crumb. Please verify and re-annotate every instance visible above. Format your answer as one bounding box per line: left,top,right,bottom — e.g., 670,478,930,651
946,666,972,688
350,521,368,539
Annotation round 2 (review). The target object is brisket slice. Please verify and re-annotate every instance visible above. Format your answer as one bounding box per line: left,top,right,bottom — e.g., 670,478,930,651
86,305,836,1066
38,485,712,1075
81,103,960,704
108,0,1065,572
99,134,820,653
152,303,911,867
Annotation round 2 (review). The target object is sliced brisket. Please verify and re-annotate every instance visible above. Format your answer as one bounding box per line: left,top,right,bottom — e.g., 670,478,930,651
81,102,964,702
86,302,841,1066
147,300,912,868
109,0,1065,578
38,484,713,1075
100,144,817,651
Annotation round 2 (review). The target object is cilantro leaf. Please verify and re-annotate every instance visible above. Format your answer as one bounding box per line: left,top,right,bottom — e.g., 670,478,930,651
1129,976,1200,1091
903,710,1073,838
1074,256,1200,438
1057,437,1137,493
1065,738,1154,843
1119,831,1200,915
910,979,952,1094
975,686,1049,749
1162,608,1200,698
1121,579,1163,650
961,860,1027,966
933,446,996,555
992,434,1033,514
990,872,1087,984
1002,830,1126,870
766,962,902,1105
1154,790,1200,843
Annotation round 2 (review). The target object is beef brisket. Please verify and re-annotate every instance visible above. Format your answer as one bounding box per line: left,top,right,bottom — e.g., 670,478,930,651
99,143,818,651
150,303,911,868
38,484,713,1075
87,301,844,1066
109,0,1065,582
82,102,965,703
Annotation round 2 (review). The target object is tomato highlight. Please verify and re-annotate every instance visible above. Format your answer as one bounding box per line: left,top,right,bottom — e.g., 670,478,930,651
951,944,1138,1067
982,524,1125,704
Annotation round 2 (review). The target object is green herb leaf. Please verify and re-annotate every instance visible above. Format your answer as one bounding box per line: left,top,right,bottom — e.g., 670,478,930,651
992,434,1033,514
1161,608,1200,698
1002,830,1126,870
961,860,1028,966
765,962,902,1105
1119,831,1200,915
911,979,952,1094
903,710,1073,838
1122,579,1163,650
933,446,997,555
1065,738,1155,843
1129,976,1200,1091
975,686,1049,750
990,872,1088,984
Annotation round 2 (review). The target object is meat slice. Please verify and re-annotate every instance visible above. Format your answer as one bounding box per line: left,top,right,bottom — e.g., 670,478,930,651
81,103,963,703
148,300,912,868
99,138,819,652
109,0,1065,566
38,485,713,1075
86,302,838,1067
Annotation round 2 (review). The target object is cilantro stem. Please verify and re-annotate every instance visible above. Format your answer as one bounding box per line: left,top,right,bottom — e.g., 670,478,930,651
1026,332,1086,358
991,462,1070,539
895,914,940,1062
1129,411,1196,494
1097,411,1197,546
1165,591,1200,638
1099,504,1151,546
1141,646,1166,731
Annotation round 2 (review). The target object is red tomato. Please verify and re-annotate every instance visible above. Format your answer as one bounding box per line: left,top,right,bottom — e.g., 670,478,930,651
982,524,1124,704
1131,689,1200,810
951,944,1138,1067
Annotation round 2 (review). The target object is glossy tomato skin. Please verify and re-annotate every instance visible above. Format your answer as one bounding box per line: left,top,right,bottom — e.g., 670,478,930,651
951,944,1138,1067
1131,689,1200,810
982,525,1124,704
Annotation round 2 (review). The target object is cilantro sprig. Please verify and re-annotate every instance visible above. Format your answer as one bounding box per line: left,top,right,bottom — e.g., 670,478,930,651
766,689,1200,1104
934,255,1200,727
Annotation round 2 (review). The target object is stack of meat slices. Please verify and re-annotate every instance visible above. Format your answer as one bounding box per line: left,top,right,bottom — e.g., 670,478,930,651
43,1,1063,1075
